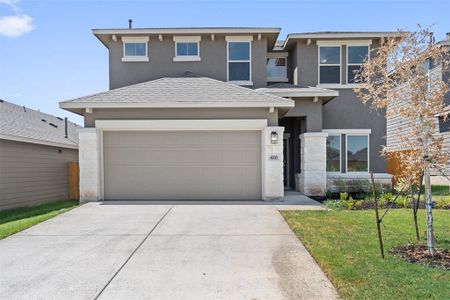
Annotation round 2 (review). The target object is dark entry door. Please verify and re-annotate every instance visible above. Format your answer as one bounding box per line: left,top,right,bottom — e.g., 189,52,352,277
283,136,290,188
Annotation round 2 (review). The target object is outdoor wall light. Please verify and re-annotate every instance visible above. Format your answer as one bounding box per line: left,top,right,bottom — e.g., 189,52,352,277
271,131,278,144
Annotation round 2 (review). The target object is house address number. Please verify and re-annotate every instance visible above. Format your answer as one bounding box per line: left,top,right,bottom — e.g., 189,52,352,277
269,155,279,161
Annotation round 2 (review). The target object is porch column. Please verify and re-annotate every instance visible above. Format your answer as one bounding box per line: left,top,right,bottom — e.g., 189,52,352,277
78,128,100,202
262,126,284,200
298,132,328,196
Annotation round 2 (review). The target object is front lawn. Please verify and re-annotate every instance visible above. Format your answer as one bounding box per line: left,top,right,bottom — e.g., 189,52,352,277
0,200,79,239
281,209,450,299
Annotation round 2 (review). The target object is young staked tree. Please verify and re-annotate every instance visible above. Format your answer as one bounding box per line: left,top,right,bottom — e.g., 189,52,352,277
354,26,449,256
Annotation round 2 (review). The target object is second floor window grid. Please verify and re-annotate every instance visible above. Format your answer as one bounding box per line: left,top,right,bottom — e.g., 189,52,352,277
319,46,341,84
228,42,251,82
176,42,199,57
347,46,369,84
124,42,147,57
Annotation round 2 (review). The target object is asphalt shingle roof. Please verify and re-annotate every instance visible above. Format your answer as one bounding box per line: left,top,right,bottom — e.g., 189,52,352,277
0,100,79,148
59,76,294,108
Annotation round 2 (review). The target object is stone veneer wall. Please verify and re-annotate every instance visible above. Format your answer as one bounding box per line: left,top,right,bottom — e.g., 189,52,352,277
298,132,328,196
262,127,285,200
78,128,100,202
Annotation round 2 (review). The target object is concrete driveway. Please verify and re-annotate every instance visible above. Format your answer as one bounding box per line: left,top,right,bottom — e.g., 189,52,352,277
0,201,337,300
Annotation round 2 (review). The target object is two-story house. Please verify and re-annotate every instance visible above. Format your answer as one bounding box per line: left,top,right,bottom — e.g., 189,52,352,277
60,26,395,202
386,33,450,183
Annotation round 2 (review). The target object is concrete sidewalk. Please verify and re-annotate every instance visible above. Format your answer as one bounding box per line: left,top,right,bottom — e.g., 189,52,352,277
0,201,337,300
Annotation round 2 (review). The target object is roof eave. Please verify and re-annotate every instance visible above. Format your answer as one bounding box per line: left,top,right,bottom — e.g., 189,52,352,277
282,32,402,49
93,27,281,50
92,27,281,35
59,101,295,111
0,134,78,149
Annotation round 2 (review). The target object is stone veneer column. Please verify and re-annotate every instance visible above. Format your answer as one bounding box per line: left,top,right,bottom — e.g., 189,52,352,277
299,132,328,196
262,126,284,200
78,128,100,202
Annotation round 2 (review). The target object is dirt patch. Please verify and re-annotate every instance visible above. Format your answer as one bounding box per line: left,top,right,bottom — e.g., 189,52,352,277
390,244,450,270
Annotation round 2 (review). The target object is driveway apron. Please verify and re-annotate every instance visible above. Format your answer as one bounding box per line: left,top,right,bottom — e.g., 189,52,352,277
0,202,338,300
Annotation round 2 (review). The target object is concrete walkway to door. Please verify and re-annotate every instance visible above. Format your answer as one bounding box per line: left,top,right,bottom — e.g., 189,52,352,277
0,200,337,300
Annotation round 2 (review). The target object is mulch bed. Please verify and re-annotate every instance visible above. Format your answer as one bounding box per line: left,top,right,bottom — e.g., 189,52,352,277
390,244,450,270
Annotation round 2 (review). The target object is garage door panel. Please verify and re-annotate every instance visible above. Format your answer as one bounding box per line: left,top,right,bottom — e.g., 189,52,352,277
103,131,260,146
104,148,259,165
103,131,261,200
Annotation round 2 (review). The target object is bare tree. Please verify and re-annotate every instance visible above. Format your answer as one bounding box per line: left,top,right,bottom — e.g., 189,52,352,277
354,26,449,256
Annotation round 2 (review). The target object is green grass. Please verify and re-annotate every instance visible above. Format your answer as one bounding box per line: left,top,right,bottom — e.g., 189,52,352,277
281,209,450,299
421,185,450,196
0,200,79,239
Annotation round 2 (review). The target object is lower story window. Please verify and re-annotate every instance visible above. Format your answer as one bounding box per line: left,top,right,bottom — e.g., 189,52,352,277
326,135,341,172
347,135,369,172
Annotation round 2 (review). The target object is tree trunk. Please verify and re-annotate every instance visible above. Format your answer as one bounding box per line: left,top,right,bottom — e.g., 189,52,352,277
371,172,384,259
410,183,420,241
423,134,435,256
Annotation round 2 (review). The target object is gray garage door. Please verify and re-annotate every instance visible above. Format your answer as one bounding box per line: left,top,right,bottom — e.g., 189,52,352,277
103,131,262,200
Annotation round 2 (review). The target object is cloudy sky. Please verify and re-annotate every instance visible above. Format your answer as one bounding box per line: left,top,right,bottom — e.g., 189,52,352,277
0,0,449,124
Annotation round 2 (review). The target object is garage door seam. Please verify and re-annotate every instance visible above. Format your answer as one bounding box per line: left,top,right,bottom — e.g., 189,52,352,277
94,205,175,299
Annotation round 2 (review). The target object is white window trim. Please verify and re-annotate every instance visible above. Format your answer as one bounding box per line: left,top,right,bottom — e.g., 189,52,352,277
318,45,342,85
346,134,370,174
323,129,371,135
173,36,201,62
226,36,253,86
316,40,372,46
121,36,149,62
346,45,370,84
326,134,342,173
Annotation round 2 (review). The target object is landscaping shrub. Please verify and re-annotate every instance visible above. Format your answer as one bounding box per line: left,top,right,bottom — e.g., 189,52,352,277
323,191,450,210
323,199,342,210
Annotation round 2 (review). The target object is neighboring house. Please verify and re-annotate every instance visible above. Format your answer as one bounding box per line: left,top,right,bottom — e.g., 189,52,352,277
0,100,79,210
387,33,450,181
60,26,396,202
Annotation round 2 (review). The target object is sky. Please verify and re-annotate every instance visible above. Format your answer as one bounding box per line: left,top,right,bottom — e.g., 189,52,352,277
0,0,449,125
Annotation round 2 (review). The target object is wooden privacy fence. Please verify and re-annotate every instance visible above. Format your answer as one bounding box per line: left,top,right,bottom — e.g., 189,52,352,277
386,150,421,185
68,162,79,200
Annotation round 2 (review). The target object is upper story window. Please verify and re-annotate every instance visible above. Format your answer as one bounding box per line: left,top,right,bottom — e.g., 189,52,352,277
317,40,372,87
173,36,201,62
423,58,432,91
318,46,341,84
226,36,253,85
347,46,369,83
267,52,288,82
439,115,450,133
121,36,149,62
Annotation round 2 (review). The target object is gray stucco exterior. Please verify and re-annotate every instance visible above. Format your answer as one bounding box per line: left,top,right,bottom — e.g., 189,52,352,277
323,90,387,173
107,35,268,89
59,28,399,199
284,39,386,173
